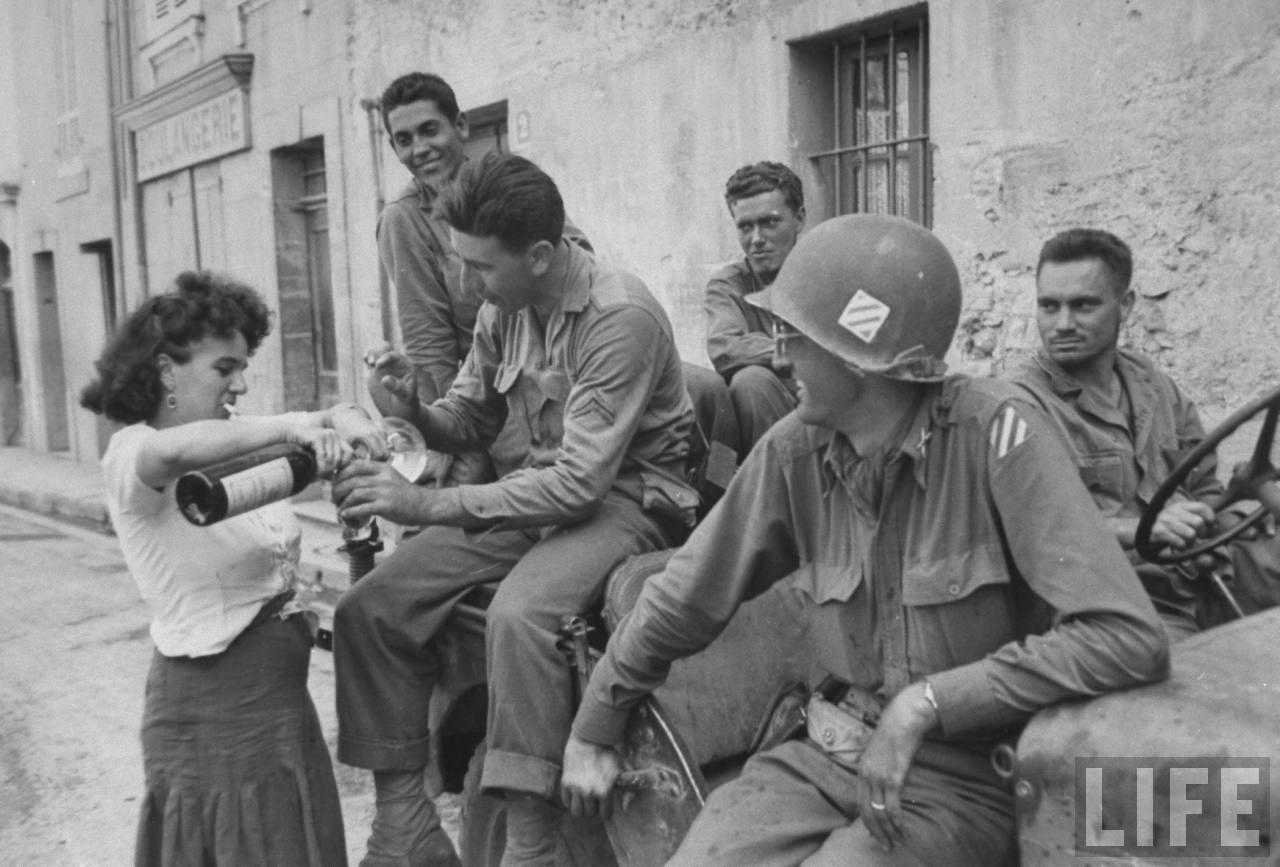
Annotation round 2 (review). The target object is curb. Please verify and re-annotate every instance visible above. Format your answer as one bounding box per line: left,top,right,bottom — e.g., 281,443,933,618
0,486,114,536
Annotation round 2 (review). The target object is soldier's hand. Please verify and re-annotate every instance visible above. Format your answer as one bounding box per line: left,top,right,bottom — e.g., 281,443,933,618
329,406,388,462
1151,500,1215,548
331,458,424,526
560,733,622,820
856,682,938,851
363,343,422,421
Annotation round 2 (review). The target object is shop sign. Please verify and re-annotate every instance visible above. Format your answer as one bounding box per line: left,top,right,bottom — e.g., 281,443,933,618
136,89,249,182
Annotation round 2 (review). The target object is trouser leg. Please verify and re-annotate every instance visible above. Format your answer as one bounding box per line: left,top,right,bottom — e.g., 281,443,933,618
480,493,675,798
683,361,742,458
501,792,564,867
668,739,1015,867
334,523,536,770
728,365,797,457
1212,533,1280,623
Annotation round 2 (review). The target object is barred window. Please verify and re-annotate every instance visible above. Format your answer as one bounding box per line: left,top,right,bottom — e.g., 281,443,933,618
806,10,930,225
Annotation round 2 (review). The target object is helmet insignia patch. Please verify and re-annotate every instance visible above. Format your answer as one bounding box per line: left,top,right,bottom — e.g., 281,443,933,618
838,290,891,344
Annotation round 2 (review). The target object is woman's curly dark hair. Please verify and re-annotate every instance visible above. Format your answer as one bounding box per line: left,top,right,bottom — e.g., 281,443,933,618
80,271,273,425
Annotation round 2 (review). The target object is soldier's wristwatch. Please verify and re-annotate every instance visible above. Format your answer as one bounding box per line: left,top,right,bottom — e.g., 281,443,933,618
922,680,940,717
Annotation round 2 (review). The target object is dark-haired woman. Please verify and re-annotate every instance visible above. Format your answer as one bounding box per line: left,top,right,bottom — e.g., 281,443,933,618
82,271,382,866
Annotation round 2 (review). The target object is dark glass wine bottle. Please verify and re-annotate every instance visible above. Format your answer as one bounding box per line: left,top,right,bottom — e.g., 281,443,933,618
176,443,317,526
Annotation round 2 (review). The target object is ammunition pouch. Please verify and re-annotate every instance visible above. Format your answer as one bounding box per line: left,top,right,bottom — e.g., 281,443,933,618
805,693,878,771
749,679,886,770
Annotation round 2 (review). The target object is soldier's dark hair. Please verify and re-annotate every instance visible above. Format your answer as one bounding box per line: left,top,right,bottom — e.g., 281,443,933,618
436,152,565,250
380,72,461,130
1037,228,1134,294
724,162,804,215
80,271,272,425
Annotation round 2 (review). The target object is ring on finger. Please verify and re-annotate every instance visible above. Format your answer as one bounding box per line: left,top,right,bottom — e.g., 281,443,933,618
870,801,887,810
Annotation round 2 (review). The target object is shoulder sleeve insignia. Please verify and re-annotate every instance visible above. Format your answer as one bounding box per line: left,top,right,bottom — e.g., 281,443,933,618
989,404,1032,459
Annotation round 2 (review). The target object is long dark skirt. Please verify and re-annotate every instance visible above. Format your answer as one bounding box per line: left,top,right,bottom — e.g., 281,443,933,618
135,615,347,866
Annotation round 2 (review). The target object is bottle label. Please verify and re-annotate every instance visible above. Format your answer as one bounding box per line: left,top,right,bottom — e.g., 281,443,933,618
222,457,296,518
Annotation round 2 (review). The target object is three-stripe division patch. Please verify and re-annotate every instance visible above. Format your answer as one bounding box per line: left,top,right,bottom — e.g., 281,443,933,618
838,290,892,343
990,404,1030,458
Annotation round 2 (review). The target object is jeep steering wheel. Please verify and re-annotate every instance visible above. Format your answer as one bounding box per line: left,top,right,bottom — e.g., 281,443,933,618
1135,386,1280,564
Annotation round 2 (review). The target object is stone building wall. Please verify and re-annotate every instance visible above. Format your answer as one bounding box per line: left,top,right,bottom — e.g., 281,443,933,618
350,0,1280,449
1,1,120,459
115,0,379,418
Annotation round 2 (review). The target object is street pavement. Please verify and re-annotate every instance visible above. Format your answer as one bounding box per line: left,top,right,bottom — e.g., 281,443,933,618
0,502,459,865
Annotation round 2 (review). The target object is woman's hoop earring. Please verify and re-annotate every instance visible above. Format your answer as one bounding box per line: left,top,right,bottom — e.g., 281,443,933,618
166,393,178,410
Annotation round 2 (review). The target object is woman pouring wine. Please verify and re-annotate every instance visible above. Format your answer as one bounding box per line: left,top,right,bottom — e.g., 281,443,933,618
81,270,385,866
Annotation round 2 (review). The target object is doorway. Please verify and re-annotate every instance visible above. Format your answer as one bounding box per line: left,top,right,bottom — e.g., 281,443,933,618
32,252,69,451
0,242,21,446
271,138,338,411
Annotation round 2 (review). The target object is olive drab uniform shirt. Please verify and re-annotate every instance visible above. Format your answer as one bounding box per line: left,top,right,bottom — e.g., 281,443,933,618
573,377,1170,747
1011,350,1223,627
378,179,478,402
424,240,697,529
704,259,779,379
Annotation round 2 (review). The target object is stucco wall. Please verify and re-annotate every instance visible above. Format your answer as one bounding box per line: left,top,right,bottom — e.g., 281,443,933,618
351,0,1280,447
934,0,1280,428
4,1,119,459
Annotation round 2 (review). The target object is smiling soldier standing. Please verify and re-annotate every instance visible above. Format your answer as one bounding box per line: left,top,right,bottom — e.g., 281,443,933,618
704,162,805,455
376,73,476,413
372,73,590,483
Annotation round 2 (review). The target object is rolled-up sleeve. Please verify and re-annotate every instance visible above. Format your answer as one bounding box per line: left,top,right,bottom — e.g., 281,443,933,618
705,275,774,378
456,306,670,527
929,401,1170,738
573,436,801,746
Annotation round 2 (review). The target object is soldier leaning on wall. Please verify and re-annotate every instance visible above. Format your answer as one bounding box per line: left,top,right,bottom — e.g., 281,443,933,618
703,161,805,457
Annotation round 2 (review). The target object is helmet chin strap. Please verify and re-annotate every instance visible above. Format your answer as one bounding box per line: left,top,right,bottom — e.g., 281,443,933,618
854,344,949,383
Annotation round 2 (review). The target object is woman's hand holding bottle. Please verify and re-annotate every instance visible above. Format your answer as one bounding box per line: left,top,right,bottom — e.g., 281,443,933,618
287,425,353,479
328,405,390,465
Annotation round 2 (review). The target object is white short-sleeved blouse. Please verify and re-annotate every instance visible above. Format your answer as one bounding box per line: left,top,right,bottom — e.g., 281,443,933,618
102,423,303,657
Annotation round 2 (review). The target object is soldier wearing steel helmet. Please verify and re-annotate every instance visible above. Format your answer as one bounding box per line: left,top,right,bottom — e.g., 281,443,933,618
561,214,1170,864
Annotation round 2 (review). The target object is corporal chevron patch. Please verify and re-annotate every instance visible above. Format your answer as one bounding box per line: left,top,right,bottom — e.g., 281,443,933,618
989,404,1031,459
838,290,892,343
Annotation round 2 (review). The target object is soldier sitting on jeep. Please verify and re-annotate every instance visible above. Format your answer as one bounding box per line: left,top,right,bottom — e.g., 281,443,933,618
1011,228,1276,638
330,152,698,866
561,214,1171,865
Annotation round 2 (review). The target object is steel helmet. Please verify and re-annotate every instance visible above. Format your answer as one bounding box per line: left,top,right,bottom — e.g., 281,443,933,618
748,214,961,381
